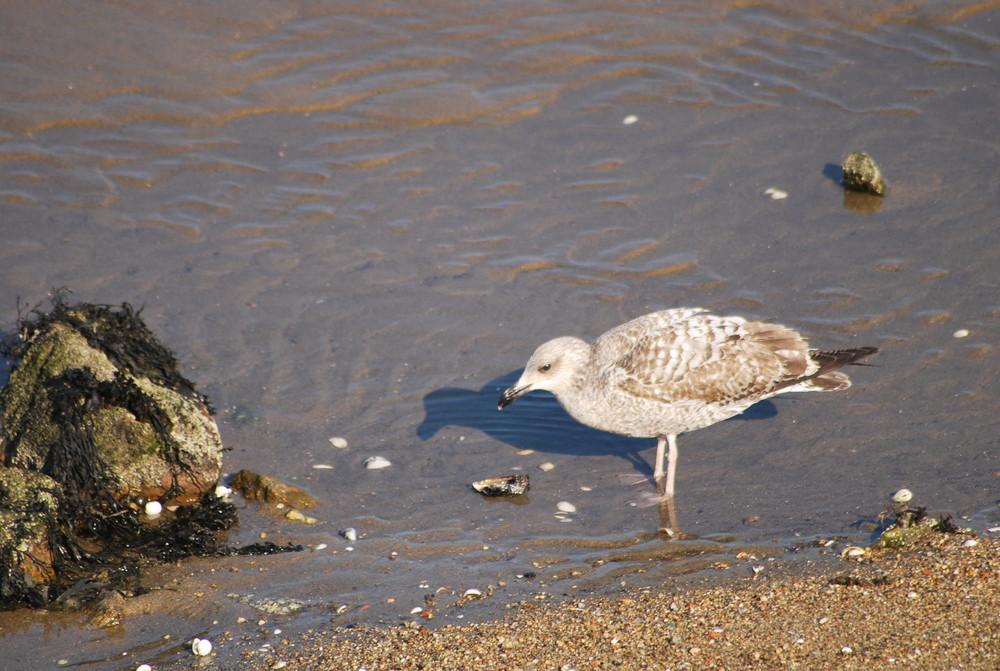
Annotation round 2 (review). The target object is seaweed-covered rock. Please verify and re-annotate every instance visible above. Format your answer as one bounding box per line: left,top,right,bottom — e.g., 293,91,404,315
0,297,230,609
1,301,221,502
0,468,61,589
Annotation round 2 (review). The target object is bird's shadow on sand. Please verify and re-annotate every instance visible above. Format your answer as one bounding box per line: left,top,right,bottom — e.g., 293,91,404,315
417,370,777,481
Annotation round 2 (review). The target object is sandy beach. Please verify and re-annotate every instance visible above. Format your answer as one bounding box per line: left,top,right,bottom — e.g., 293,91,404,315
229,533,1000,670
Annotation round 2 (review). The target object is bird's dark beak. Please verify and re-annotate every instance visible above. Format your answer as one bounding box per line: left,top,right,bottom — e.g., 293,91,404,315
498,384,529,410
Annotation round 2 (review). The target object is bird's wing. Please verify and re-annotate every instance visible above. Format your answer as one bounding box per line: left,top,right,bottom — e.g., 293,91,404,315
598,313,810,405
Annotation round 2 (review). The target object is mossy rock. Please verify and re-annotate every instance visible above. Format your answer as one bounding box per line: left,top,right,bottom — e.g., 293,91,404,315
1,306,221,502
0,467,61,586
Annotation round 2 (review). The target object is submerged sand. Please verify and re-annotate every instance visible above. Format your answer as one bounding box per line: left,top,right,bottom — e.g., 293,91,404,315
229,534,1000,670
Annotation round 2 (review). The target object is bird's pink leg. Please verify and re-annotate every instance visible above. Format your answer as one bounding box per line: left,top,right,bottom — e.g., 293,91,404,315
654,434,678,500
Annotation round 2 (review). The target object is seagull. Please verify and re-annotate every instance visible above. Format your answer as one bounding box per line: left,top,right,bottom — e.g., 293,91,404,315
498,308,877,511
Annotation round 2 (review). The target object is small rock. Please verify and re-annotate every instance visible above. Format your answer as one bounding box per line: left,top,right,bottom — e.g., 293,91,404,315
191,638,213,656
230,470,317,509
842,152,887,195
284,509,318,524
891,488,913,504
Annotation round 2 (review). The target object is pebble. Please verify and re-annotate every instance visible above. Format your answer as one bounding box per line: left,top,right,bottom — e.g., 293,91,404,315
762,187,788,200
284,509,317,524
226,537,1000,670
191,638,213,656
891,488,913,504
364,456,392,470
329,436,349,448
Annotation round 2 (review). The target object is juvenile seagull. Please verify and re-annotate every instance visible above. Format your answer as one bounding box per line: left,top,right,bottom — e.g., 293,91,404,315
498,308,877,504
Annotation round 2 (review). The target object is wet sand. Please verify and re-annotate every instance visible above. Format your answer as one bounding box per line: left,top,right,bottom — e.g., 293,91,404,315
231,534,1000,670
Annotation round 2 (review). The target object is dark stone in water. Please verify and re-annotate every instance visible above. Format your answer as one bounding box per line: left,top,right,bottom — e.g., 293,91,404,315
842,151,887,196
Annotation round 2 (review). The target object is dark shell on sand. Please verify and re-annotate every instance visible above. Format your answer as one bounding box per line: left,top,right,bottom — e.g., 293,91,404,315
472,474,530,497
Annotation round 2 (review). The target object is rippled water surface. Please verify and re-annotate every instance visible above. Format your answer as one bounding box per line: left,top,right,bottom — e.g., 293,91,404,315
2,0,999,668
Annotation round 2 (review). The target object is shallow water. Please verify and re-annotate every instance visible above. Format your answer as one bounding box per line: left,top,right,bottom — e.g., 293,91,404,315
2,0,999,668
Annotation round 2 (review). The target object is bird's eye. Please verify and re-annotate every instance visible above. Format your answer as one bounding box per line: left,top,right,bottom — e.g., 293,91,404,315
539,363,551,372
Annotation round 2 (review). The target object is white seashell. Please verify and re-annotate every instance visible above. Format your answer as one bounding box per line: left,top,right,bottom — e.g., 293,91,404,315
842,546,865,558
214,485,232,499
891,488,913,504
410,607,423,615
329,436,349,449
763,187,788,200
962,539,978,547
538,462,555,471
953,329,970,338
339,527,358,542
364,456,392,470
191,637,213,656
622,114,638,125
312,464,334,470
136,665,152,671
144,501,162,516
556,501,577,513
314,543,328,551
462,588,482,598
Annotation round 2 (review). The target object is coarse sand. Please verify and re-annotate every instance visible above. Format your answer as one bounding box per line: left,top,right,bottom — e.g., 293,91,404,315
231,533,1000,670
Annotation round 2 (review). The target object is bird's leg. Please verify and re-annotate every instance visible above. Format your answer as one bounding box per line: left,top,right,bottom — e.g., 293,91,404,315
653,434,678,500
653,434,680,535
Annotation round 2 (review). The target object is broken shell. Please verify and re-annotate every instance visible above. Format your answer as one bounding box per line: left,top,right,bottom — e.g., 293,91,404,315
556,501,577,513
891,488,913,504
472,474,530,497
762,187,788,200
842,546,866,558
364,456,391,470
191,637,213,656
462,588,483,598
339,527,358,542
